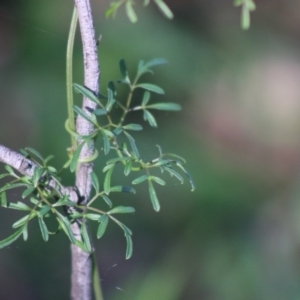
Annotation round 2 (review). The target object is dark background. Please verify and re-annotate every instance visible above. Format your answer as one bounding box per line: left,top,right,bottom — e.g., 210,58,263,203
1,0,300,299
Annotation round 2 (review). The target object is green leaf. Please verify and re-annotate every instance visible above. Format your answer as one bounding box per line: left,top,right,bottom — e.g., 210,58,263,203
106,87,115,112
154,0,174,19
150,176,166,186
148,179,160,212
0,173,10,180
56,212,76,244
53,196,76,207
81,222,92,252
132,174,148,185
101,131,110,155
242,4,250,30
73,83,101,105
164,166,184,183
144,58,168,69
175,162,196,191
8,201,32,211
147,102,181,111
125,234,133,259
22,224,28,241
85,213,101,221
122,124,143,131
12,214,34,228
119,59,130,84
33,167,44,187
143,110,157,127
106,157,129,164
94,109,107,116
124,131,140,158
70,142,85,173
91,172,99,193
113,127,123,136
104,164,114,194
73,105,98,126
101,195,113,208
108,206,135,214
0,183,28,194
97,215,109,239
0,225,25,249
39,205,51,217
125,1,138,23
4,165,15,175
124,160,132,176
110,186,136,193
26,147,44,161
142,91,151,106
38,217,49,242
106,1,122,18
136,83,164,94
1,192,7,208
22,187,36,199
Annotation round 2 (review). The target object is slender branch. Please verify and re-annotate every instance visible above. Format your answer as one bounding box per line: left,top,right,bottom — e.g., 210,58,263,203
0,143,78,201
71,0,101,299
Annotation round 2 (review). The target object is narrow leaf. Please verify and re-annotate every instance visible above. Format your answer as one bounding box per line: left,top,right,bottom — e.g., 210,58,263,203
81,222,92,252
110,186,136,193
154,0,174,19
12,214,33,228
101,195,113,208
91,172,99,193
56,213,76,244
8,201,31,211
147,102,181,111
97,215,109,239
85,214,101,221
150,176,166,186
132,175,148,185
124,160,132,176
122,124,143,131
143,110,157,127
142,91,151,106
148,180,160,212
164,166,184,183
144,58,168,69
73,105,97,125
26,147,44,161
125,234,133,259
22,187,36,199
124,131,140,158
73,83,101,105
70,142,85,173
1,192,7,208
0,226,25,249
108,206,135,214
104,164,114,195
136,83,164,94
39,205,51,217
38,217,49,241
125,1,138,23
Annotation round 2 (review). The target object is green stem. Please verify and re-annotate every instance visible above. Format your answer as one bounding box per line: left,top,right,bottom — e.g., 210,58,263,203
66,7,78,149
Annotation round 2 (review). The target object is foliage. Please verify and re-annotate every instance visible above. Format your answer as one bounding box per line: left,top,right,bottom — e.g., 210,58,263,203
0,59,194,259
234,0,256,30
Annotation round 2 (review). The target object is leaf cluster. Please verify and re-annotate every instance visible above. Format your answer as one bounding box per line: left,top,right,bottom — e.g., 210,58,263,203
106,0,173,23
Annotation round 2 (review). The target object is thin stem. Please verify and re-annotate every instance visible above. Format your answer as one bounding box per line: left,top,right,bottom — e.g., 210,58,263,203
66,7,78,149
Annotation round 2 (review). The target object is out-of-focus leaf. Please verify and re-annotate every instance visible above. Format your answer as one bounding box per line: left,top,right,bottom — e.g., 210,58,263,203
136,83,164,94
81,222,92,252
97,215,109,238
91,172,99,193
110,186,136,193
124,131,140,158
125,234,133,259
122,124,143,131
73,83,101,105
104,165,114,194
132,175,148,185
147,102,181,111
70,142,85,173
150,176,166,186
108,206,135,214
0,226,25,249
125,1,138,23
1,192,7,207
143,110,157,127
154,0,174,19
142,91,151,106
101,195,113,208
38,217,49,242
148,179,160,212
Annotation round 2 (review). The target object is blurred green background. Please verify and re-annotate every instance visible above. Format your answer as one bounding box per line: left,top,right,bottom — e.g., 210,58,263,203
1,0,300,299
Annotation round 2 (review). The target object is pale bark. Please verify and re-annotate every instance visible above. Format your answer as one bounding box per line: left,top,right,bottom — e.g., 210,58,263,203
71,0,100,299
